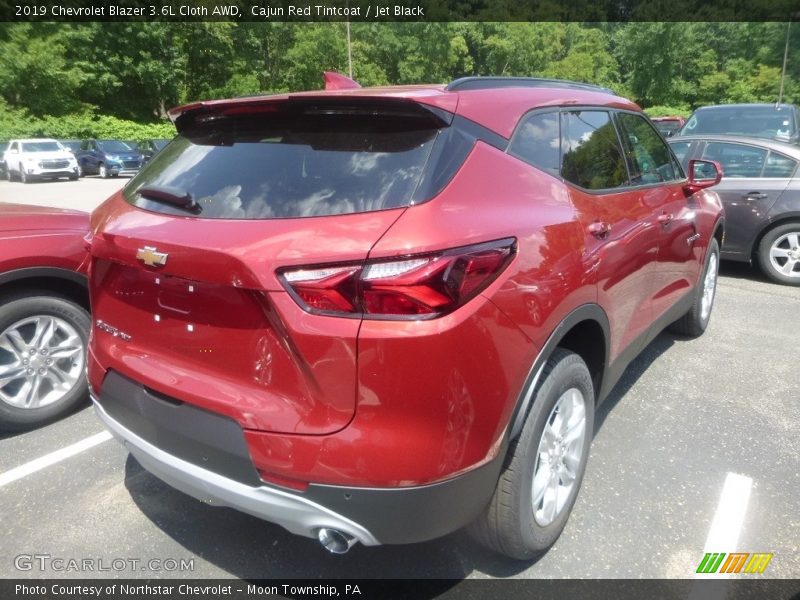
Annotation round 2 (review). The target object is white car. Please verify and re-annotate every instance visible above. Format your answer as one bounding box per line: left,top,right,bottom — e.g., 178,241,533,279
4,139,80,183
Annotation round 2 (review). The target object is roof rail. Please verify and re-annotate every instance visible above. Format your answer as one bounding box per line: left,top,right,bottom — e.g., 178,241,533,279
445,76,614,95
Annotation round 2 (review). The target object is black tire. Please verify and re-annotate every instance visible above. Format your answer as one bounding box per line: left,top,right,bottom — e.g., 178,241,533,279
669,238,720,337
0,294,90,431
757,222,800,286
77,163,83,178
468,349,595,560
4,166,11,181
99,162,108,178
69,174,78,181
19,165,29,184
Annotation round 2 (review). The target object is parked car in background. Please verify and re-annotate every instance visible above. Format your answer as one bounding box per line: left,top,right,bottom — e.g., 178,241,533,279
670,134,800,285
58,139,82,155
651,116,686,138
3,139,80,183
0,141,8,178
0,203,90,430
74,139,144,178
88,76,724,559
679,103,800,145
129,138,170,162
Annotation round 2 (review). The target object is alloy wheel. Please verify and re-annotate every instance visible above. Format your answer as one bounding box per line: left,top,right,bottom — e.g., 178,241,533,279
0,315,85,409
531,387,587,527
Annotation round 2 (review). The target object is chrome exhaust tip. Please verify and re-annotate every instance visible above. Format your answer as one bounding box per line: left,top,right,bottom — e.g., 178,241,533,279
318,528,358,554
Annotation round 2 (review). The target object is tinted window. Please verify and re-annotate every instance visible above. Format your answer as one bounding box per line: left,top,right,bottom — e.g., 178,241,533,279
509,111,560,176
763,151,797,178
669,141,692,167
125,111,439,219
561,110,628,190
617,113,679,185
20,141,61,152
681,106,796,141
98,140,134,152
702,142,767,178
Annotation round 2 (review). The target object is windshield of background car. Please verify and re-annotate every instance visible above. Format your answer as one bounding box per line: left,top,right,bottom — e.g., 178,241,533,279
20,142,62,152
680,107,796,141
98,140,134,152
124,111,440,219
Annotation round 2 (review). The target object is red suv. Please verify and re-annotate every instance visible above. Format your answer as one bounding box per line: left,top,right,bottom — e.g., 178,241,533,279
87,77,724,559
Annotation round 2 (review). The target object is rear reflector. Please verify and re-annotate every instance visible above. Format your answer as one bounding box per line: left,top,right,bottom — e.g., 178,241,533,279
279,238,516,319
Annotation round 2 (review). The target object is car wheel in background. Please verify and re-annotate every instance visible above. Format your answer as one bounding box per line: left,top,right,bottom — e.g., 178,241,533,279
468,349,594,560
77,163,83,177
758,222,800,286
19,165,28,184
669,238,720,336
0,294,90,430
98,163,108,178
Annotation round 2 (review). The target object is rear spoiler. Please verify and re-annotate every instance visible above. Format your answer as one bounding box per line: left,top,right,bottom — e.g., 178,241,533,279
168,95,454,134
323,71,361,91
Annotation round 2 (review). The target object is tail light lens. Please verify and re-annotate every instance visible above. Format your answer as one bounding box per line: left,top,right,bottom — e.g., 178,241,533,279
279,238,516,319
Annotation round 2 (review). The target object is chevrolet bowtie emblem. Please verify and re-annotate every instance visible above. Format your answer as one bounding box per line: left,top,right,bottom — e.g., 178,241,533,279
136,246,168,267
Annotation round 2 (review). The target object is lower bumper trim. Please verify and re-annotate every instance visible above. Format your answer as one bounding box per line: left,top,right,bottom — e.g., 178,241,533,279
93,397,380,546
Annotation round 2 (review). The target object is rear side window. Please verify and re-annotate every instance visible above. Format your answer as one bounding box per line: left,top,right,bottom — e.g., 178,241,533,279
508,111,560,176
763,151,797,178
124,110,440,219
702,142,767,178
617,113,680,184
560,110,628,190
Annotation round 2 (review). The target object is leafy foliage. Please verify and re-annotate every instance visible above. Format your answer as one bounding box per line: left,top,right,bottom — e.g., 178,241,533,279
0,21,797,140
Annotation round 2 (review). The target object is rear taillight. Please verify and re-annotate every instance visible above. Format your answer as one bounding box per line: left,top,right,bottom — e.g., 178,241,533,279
279,238,516,319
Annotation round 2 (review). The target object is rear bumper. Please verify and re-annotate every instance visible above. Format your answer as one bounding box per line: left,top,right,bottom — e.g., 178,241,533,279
92,371,505,545
93,396,381,545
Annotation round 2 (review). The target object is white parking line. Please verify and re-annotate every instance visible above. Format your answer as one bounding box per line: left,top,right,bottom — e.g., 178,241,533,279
0,431,113,488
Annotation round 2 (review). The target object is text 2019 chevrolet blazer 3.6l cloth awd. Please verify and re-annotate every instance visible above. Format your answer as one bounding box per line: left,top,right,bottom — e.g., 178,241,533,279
87,77,724,559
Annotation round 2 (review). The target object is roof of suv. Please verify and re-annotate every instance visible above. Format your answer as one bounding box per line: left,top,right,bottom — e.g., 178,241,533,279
169,77,640,140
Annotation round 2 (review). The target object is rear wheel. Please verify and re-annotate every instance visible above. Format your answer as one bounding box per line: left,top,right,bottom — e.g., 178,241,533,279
469,349,594,560
669,238,719,337
99,162,108,178
757,222,800,286
0,294,90,430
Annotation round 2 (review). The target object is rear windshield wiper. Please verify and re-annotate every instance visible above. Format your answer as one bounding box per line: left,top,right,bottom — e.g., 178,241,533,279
137,185,200,213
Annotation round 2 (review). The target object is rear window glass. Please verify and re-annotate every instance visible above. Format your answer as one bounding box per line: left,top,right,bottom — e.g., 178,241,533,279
681,107,796,141
125,111,439,219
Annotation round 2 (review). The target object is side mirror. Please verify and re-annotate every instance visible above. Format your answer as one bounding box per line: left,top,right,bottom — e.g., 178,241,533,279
684,159,722,195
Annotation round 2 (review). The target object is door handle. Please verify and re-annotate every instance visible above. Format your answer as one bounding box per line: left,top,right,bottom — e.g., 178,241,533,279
587,221,611,237
745,192,768,200
657,213,674,225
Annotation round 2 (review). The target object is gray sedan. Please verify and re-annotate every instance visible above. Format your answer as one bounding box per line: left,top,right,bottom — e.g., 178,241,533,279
669,135,800,285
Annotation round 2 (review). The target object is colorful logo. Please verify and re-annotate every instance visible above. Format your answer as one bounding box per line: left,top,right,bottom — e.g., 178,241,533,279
696,552,773,574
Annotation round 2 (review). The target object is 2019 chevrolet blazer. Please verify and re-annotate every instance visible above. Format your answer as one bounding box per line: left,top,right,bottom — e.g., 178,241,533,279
87,77,724,559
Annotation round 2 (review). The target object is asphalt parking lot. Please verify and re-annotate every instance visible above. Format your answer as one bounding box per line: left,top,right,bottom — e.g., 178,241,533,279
0,177,798,580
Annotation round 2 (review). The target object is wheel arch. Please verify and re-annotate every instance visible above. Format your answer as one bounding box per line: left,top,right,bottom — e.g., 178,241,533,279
0,267,89,311
507,304,609,441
